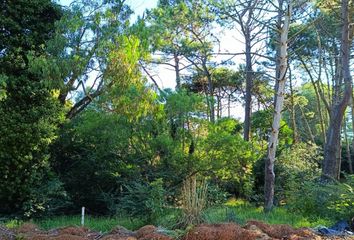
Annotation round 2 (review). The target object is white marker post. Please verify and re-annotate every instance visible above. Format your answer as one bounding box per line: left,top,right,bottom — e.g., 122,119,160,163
81,207,85,226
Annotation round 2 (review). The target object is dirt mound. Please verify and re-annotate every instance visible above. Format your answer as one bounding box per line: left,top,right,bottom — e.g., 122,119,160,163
109,226,135,237
245,220,317,239
183,223,266,240
16,223,43,235
16,225,100,240
135,225,173,240
100,235,137,240
56,226,89,236
183,221,352,240
27,234,88,240
100,225,172,240
101,226,137,240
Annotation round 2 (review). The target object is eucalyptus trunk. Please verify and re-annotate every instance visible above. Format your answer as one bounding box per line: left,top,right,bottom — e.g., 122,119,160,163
264,0,291,212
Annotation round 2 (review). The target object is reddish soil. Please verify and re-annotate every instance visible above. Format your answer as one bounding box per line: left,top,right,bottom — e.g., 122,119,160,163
0,220,352,240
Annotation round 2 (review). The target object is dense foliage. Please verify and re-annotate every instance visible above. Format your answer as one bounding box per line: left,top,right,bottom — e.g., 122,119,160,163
0,0,63,214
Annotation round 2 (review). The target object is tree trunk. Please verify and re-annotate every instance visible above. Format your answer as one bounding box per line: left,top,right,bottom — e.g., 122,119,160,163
344,115,352,174
300,106,315,143
289,65,298,143
264,0,291,212
174,53,181,90
297,55,327,144
350,95,354,174
228,94,231,118
244,33,253,141
322,0,352,180
203,61,215,123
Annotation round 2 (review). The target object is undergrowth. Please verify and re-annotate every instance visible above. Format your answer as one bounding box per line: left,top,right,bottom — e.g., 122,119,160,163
2,199,333,232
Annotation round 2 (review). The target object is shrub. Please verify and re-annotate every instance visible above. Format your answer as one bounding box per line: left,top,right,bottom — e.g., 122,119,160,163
252,142,321,205
177,175,208,228
276,142,322,202
286,175,354,220
206,183,230,207
119,179,166,223
21,173,71,218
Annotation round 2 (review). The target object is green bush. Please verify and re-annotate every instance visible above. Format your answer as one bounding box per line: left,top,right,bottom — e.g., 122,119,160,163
206,183,230,206
197,118,258,198
119,179,166,223
21,173,71,218
276,142,322,202
286,175,354,220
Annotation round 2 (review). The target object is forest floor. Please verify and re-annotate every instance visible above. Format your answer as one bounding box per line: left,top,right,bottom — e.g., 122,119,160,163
1,200,352,239
1,220,353,240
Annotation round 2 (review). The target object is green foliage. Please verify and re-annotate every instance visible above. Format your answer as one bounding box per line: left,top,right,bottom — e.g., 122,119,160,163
21,174,70,218
119,179,166,223
198,118,259,197
206,183,230,207
51,109,142,213
276,142,322,202
252,143,321,205
0,74,7,101
0,0,62,73
283,83,330,144
287,176,354,221
0,0,63,216
204,199,333,228
0,76,64,214
251,109,293,149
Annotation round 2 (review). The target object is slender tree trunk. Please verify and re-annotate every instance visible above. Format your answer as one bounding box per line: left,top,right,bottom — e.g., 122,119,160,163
244,33,253,141
264,0,291,212
217,93,221,119
228,94,231,118
289,65,298,143
203,61,215,123
350,95,354,174
322,0,352,180
344,115,352,174
273,0,283,102
174,53,181,90
300,106,315,143
297,55,326,144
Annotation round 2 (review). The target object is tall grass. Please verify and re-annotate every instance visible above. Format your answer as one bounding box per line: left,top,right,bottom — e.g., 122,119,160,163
178,175,208,227
34,215,145,232
203,198,333,228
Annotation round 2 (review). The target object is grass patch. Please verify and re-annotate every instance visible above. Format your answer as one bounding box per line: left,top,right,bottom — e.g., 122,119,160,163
3,199,333,232
203,198,333,228
34,215,145,232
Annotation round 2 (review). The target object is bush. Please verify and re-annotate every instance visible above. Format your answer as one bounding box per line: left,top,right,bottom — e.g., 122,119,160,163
206,183,230,207
252,142,321,205
119,179,166,223
197,118,258,198
286,175,354,220
177,175,208,228
21,173,71,218
276,142,322,202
